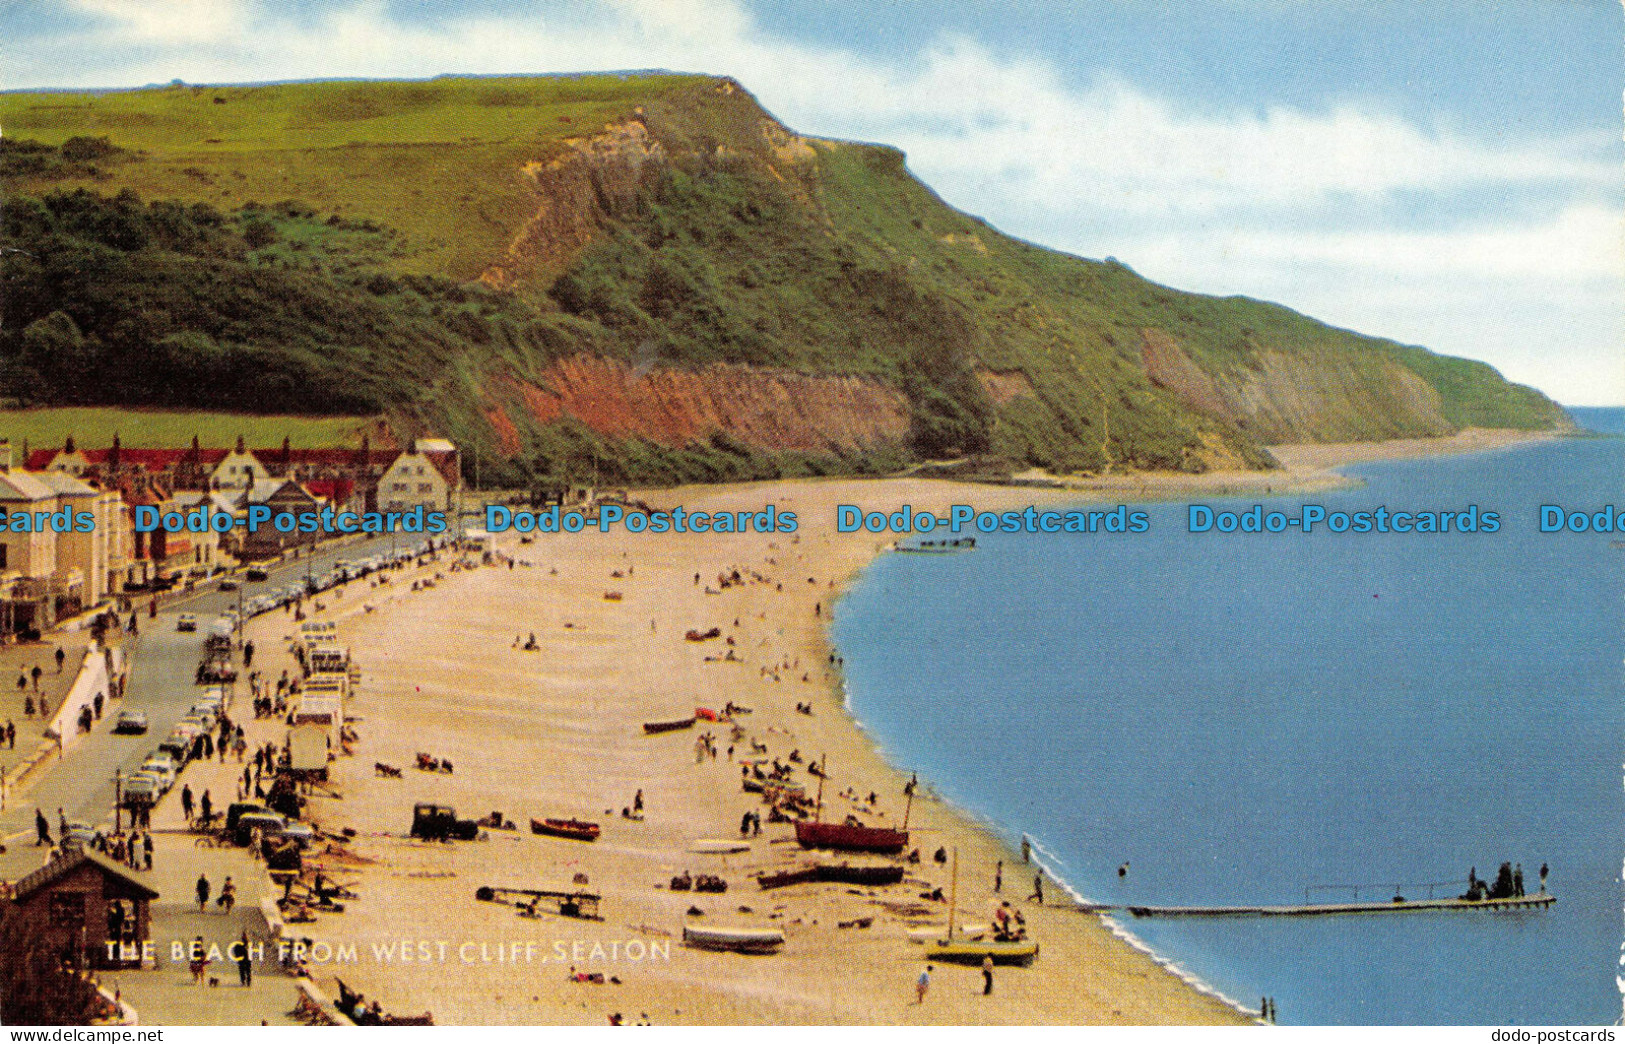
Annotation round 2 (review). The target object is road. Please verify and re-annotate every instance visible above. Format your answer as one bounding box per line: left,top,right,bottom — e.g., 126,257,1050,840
0,532,424,879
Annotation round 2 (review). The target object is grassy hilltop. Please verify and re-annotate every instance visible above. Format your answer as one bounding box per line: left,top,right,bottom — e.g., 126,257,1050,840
0,74,1568,487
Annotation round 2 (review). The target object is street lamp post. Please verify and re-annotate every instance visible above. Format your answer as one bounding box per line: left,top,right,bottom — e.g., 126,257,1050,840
114,769,122,834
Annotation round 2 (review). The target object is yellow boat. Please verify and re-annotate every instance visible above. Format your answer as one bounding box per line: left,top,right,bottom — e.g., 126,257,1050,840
925,938,1039,966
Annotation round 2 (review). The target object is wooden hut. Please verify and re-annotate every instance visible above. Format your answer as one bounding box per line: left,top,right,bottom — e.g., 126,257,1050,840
4,848,160,969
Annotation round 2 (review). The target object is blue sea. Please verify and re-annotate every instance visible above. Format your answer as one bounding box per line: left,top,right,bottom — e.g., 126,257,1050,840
833,410,1625,1025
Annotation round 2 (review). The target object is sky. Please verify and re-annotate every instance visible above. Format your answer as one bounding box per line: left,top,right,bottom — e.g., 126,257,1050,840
4,0,1623,405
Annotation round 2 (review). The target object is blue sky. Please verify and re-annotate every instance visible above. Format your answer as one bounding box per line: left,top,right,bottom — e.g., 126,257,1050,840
5,0,1622,404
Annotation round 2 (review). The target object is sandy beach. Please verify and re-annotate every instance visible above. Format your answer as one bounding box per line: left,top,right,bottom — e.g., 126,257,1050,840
237,429,1555,1025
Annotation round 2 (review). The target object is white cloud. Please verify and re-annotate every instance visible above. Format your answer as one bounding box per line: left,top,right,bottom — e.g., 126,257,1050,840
26,0,1625,403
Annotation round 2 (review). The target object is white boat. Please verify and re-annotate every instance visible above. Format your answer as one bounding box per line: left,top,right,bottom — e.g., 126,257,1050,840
681,923,785,954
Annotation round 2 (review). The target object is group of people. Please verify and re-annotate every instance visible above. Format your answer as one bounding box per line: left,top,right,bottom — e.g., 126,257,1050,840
1462,861,1545,901
195,872,238,914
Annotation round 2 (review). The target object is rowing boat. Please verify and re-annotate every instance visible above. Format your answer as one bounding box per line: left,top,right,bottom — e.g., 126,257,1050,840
529,817,601,842
794,821,909,855
681,923,785,954
924,938,1039,966
643,717,696,734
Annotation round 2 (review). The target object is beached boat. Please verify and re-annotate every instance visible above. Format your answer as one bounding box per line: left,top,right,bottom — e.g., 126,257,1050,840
681,923,785,954
794,821,909,855
757,863,907,890
821,862,906,886
924,938,1039,966
529,817,601,842
643,716,696,734
689,839,752,855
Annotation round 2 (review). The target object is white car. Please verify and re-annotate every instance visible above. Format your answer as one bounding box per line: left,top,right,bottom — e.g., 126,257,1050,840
140,755,178,788
176,613,198,632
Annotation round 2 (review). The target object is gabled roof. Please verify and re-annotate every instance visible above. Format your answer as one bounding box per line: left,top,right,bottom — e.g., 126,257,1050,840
31,471,98,497
0,470,56,502
11,847,160,902
24,450,61,470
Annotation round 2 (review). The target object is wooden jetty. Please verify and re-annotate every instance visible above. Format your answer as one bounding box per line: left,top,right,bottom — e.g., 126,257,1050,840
1106,892,1554,919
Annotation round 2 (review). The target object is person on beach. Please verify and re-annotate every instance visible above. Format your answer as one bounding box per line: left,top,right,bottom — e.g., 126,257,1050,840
916,966,931,1004
196,873,211,912
994,860,1002,893
1029,872,1044,904
237,931,253,987
34,808,50,846
634,789,643,815
1021,836,1031,863
55,647,65,673
982,955,994,995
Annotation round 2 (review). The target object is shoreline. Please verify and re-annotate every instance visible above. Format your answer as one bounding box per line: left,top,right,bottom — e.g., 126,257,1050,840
282,426,1550,1025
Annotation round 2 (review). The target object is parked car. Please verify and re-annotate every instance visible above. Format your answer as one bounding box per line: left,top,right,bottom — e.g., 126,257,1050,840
140,753,178,788
112,709,149,734
61,820,97,850
176,613,198,632
122,773,161,808
218,577,240,591
245,567,270,582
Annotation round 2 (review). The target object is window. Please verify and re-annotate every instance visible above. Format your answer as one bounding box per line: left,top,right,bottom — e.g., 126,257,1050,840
393,483,408,492
418,483,434,494
50,892,86,929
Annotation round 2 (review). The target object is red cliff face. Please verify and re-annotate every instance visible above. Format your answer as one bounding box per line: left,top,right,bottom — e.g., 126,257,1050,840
506,355,909,454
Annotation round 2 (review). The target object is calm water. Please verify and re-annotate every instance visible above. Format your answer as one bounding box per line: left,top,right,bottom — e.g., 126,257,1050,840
834,414,1624,1025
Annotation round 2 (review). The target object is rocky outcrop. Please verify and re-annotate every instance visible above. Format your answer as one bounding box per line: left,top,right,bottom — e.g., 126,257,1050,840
510,355,910,453
480,118,666,288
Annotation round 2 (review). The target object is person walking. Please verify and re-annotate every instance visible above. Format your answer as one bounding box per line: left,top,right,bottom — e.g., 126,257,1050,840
181,784,194,822
196,873,211,912
1029,871,1044,905
994,860,1002,893
916,965,932,1004
1539,862,1549,892
200,789,212,824
237,932,254,987
34,807,50,846
30,665,41,691
55,647,65,673
982,955,994,995
5,720,14,748
143,832,153,871
219,876,237,914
